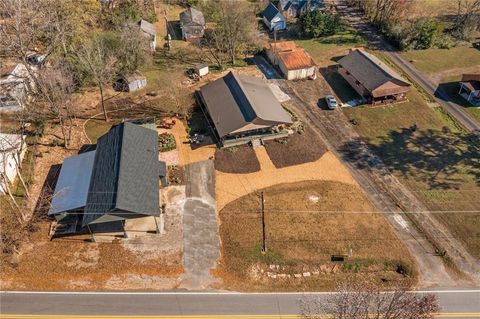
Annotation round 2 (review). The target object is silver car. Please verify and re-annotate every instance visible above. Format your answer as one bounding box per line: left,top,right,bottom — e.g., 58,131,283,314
325,95,338,110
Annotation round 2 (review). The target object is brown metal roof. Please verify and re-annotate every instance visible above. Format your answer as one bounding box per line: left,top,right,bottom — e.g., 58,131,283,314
338,48,410,96
199,72,292,138
268,41,315,70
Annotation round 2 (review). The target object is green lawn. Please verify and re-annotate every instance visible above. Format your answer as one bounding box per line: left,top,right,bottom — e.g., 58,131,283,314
399,46,480,75
84,119,116,143
343,89,480,259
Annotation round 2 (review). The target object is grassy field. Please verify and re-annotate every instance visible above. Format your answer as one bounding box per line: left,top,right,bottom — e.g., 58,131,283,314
218,181,417,291
343,91,480,259
399,47,480,76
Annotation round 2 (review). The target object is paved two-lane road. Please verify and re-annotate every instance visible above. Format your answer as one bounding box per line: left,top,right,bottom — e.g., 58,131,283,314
1,290,479,318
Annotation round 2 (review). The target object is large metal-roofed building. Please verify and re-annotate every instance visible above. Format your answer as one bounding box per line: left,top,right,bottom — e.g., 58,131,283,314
338,48,411,104
197,72,292,147
49,122,166,236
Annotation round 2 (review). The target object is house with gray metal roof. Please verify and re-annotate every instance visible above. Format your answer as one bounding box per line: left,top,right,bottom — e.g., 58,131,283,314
49,122,166,238
337,48,411,104
180,7,205,41
279,0,324,18
262,2,286,31
197,72,292,147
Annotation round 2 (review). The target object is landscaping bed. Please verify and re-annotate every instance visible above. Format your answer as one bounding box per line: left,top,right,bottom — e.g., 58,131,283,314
167,165,185,185
218,180,416,291
264,128,327,168
158,132,176,152
214,145,260,174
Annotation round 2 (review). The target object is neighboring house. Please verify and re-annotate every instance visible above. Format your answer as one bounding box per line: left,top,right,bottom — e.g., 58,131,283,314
179,7,205,41
279,0,324,18
266,41,316,80
115,71,147,92
0,63,32,113
337,48,411,104
0,133,27,195
48,122,167,237
197,71,292,147
139,19,156,52
459,73,480,106
262,2,286,31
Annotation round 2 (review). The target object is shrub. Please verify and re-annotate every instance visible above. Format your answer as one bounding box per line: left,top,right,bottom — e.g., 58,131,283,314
300,9,342,38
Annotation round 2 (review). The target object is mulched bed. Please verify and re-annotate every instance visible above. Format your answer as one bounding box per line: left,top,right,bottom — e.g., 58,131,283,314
167,165,185,185
214,145,261,174
264,128,327,168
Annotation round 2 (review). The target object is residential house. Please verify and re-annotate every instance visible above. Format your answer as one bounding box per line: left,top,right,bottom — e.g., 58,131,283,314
266,41,316,80
0,133,27,195
262,3,286,31
279,0,324,18
337,48,411,104
49,122,167,237
139,19,156,52
179,7,205,41
115,71,147,92
0,63,32,113
459,73,480,105
197,72,292,147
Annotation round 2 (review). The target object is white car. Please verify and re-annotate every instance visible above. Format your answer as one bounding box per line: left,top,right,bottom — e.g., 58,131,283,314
325,95,338,110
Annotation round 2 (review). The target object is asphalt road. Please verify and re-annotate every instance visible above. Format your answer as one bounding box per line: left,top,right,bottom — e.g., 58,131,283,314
1,290,479,318
385,51,480,133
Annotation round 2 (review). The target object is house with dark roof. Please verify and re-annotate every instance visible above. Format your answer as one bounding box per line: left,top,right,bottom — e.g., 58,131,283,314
262,3,286,31
459,73,480,106
49,122,167,239
138,19,156,52
279,0,324,18
180,7,205,41
337,48,411,104
197,72,292,147
266,41,316,80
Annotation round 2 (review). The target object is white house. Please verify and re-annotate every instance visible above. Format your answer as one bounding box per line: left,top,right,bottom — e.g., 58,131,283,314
262,3,286,31
0,133,27,194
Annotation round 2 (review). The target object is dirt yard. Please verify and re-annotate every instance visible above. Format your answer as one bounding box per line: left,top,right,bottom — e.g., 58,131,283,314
214,146,261,174
216,147,357,212
264,128,327,168
217,180,416,291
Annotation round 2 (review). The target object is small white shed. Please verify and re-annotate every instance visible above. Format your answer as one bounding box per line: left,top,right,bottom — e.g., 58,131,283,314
194,63,209,77
116,71,147,92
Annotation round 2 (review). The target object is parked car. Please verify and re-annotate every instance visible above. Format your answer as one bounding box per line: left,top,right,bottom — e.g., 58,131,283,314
325,95,338,110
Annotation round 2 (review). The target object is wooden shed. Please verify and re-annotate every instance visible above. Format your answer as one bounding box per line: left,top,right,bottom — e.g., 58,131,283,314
116,72,147,92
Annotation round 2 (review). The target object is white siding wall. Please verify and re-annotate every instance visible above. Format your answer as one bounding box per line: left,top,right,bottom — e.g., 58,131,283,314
0,136,26,194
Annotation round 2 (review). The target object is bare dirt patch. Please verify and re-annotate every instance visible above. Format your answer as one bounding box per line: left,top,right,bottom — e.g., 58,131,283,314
264,128,327,168
217,180,416,291
214,146,261,174
215,150,357,212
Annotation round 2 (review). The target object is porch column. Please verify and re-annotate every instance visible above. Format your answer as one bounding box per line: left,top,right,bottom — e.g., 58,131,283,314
87,225,96,243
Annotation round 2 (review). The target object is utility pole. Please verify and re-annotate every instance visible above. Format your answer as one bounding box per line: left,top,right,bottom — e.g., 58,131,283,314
261,191,267,253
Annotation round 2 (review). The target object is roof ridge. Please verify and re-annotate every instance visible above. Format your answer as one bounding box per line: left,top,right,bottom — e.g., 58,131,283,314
229,72,260,121
356,49,404,82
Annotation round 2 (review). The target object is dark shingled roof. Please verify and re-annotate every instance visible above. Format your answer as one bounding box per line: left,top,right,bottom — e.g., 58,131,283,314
263,3,281,22
338,49,410,93
199,72,292,138
180,7,205,26
82,122,160,227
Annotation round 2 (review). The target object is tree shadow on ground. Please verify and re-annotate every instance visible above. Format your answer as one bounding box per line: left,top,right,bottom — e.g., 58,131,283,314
339,127,480,190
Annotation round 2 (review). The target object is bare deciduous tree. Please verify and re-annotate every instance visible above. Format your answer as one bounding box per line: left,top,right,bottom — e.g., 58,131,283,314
75,37,118,122
299,278,439,319
36,64,76,148
202,0,259,66
451,0,480,40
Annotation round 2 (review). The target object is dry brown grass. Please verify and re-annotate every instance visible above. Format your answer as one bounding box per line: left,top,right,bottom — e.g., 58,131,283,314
218,180,417,291
214,146,261,174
